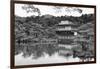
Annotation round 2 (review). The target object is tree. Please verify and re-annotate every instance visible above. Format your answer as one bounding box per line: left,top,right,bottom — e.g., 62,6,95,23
22,5,41,16
53,6,62,13
53,6,82,16
65,7,82,14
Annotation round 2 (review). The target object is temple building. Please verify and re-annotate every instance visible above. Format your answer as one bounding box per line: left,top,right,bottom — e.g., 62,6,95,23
55,20,78,45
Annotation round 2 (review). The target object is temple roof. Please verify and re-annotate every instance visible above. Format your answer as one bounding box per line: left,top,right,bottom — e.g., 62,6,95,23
59,20,77,25
57,20,78,28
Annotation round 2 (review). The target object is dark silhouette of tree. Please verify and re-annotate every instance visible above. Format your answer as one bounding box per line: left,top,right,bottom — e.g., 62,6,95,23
53,6,62,13
65,7,82,14
22,5,41,16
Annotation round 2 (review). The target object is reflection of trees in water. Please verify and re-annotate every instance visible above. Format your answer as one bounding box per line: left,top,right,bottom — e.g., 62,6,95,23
15,41,94,62
15,44,24,55
72,40,94,62
15,36,94,62
15,44,60,59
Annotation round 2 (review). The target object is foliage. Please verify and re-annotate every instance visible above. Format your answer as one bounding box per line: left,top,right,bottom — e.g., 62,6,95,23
15,14,94,61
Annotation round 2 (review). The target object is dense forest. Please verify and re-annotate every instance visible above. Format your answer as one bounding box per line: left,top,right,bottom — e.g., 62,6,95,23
15,14,95,61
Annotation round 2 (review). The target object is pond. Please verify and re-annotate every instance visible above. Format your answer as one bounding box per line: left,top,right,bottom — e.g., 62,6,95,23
15,44,82,66
15,52,80,65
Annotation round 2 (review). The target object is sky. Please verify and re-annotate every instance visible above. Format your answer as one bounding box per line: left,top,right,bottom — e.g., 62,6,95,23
15,3,94,17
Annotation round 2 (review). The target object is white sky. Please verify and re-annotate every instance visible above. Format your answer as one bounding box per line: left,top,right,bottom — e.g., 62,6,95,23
15,4,94,17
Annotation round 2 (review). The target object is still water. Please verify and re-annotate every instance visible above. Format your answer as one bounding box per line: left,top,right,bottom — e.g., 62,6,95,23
15,44,81,65
15,52,80,65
